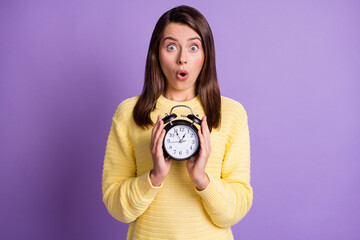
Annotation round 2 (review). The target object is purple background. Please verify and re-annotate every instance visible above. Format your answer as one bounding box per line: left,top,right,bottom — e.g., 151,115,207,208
1,0,359,239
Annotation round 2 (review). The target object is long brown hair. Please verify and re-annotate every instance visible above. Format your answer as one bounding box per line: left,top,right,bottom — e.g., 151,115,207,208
133,5,221,131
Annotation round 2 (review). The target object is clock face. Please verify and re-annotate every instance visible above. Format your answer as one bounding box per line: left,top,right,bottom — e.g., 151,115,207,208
163,120,199,160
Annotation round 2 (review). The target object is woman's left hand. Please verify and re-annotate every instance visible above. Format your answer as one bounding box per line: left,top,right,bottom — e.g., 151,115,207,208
186,116,211,191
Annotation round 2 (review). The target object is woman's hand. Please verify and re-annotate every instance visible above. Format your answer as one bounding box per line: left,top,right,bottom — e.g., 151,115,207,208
149,115,172,186
186,116,211,190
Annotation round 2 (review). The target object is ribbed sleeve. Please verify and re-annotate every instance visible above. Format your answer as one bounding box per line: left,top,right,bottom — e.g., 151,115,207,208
102,103,162,223
196,103,253,227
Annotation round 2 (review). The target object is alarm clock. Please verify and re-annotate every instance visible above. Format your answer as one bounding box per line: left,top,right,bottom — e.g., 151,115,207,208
162,105,202,160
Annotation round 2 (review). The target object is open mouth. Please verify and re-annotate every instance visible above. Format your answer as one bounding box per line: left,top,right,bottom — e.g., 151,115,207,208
176,71,189,80
176,70,189,80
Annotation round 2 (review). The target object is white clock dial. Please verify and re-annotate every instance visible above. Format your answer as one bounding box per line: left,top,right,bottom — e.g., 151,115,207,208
163,124,199,160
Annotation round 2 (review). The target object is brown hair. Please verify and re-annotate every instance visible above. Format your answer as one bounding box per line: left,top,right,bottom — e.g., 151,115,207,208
133,5,221,131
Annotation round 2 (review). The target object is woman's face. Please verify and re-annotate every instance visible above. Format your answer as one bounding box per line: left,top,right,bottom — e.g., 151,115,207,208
159,22,204,98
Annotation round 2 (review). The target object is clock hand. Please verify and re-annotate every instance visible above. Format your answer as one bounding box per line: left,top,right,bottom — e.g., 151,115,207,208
176,132,182,141
181,133,186,140
168,140,186,143
179,133,186,143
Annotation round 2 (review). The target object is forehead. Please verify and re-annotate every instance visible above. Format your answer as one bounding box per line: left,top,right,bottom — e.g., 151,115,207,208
162,22,201,40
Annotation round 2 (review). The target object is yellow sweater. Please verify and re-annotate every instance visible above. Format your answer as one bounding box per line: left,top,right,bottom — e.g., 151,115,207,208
102,95,253,240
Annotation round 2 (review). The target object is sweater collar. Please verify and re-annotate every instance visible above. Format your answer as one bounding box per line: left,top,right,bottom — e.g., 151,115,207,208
157,94,202,109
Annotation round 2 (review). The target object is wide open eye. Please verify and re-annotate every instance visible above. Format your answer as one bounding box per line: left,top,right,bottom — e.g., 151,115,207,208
190,45,198,51
167,44,177,51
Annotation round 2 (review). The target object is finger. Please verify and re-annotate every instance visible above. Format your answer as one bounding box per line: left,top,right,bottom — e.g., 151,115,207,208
154,129,166,160
201,117,211,150
156,129,166,152
153,120,164,149
152,116,163,142
186,156,195,169
151,115,161,139
198,128,210,161
198,129,205,149
151,116,162,153
201,116,210,137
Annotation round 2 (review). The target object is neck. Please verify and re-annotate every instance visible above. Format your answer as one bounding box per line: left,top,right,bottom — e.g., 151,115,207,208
163,89,196,102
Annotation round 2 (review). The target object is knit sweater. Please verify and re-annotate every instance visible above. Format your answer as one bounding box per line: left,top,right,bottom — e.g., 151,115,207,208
102,95,253,240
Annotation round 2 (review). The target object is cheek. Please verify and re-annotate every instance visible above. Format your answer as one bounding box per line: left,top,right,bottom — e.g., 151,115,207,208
159,50,173,70
158,50,166,68
193,54,205,72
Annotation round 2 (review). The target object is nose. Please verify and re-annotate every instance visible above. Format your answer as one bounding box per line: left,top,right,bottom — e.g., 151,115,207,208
177,47,188,64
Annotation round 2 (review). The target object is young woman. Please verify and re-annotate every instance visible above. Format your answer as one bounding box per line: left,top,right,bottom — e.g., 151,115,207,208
102,5,253,240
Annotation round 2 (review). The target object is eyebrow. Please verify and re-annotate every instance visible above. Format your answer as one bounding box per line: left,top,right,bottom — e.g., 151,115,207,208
163,36,201,42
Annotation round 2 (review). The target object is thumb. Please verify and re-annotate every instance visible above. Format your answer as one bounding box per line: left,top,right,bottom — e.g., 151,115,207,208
186,156,195,169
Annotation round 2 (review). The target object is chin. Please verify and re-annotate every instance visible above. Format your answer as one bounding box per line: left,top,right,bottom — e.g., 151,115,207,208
174,83,195,91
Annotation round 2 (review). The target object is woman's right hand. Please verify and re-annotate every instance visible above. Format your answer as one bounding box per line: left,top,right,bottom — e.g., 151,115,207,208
149,115,172,186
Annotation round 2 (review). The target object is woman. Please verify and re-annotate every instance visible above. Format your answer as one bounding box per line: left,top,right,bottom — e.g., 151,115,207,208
102,5,253,240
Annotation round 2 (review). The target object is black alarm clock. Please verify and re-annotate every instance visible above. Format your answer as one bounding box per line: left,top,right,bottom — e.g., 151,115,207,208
162,105,202,160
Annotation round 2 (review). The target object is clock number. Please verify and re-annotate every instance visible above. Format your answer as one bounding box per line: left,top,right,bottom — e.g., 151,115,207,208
173,150,176,154
192,140,195,144
186,149,189,154
179,151,182,155
169,133,174,137
166,139,170,143
174,129,178,133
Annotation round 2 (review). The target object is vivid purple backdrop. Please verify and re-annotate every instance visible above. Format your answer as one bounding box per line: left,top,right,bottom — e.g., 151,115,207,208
1,0,359,239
